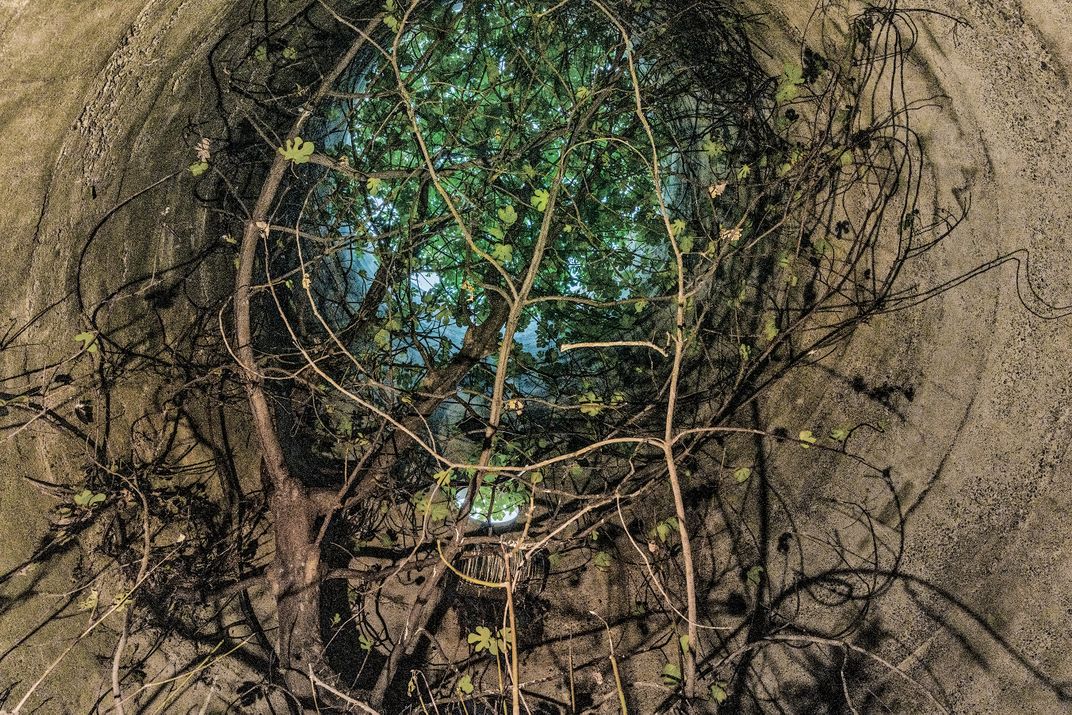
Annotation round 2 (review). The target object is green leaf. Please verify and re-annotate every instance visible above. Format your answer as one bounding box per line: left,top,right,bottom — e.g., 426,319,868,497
366,176,383,195
798,430,817,449
497,627,512,652
652,517,678,543
763,315,779,341
107,590,127,611
775,83,800,104
277,137,315,164
670,218,687,236
497,204,518,226
433,468,454,488
776,63,805,103
830,426,850,442
592,550,613,571
373,328,391,349
74,332,98,354
661,662,682,686
77,589,99,612
189,161,209,176
486,225,505,240
575,86,590,102
522,163,537,180
579,403,602,417
710,681,729,703
532,188,550,211
491,243,513,263
467,625,499,656
701,137,725,158
359,633,373,651
578,391,603,416
738,343,751,362
733,467,752,484
254,44,267,62
384,14,400,31
747,565,765,586
679,634,690,654
412,490,450,521
679,233,694,253
456,674,474,695
73,488,105,507
736,164,751,181
282,46,297,60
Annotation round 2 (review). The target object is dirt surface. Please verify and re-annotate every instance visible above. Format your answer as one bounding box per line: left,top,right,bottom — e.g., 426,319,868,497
0,1,235,711
1,0,1071,712
845,2,1072,711
748,1,1072,711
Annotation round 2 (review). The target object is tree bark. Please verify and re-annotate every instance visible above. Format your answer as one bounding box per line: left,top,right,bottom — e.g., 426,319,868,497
269,477,324,694
231,28,381,697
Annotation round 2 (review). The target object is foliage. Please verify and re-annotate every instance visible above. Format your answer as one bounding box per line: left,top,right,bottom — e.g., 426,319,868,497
210,0,957,707
277,136,315,164
467,625,511,656
73,331,98,354
0,0,975,712
72,489,106,507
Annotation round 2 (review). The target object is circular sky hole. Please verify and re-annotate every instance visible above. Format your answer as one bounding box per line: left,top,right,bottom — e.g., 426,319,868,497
455,485,523,527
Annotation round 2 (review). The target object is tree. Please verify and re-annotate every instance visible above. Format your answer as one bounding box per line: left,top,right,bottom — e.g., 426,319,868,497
0,1,971,712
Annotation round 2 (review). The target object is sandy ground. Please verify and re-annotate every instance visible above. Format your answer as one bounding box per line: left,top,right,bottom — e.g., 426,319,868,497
748,1,1072,711
849,1,1072,711
1,0,1071,711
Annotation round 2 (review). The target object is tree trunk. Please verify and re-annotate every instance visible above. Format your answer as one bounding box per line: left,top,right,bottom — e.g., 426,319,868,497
270,479,324,697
